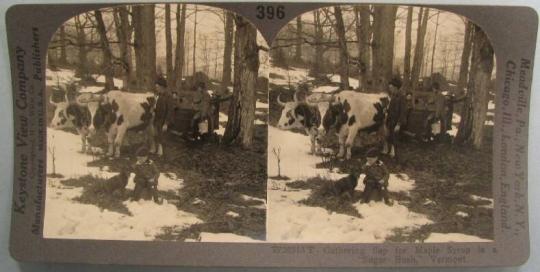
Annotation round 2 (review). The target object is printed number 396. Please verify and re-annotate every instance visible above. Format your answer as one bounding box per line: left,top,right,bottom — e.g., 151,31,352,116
256,5,285,20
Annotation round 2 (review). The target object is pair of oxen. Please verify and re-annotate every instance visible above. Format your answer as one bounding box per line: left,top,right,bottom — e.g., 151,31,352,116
49,90,165,158
276,89,396,159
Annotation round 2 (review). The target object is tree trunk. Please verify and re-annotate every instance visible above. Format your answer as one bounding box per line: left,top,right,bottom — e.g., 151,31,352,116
74,15,89,80
192,6,198,75
333,6,350,90
355,6,372,91
221,11,234,90
223,16,259,148
59,25,68,65
430,12,440,75
311,10,324,76
457,21,474,94
455,25,494,148
165,4,173,87
133,5,157,90
294,15,303,64
114,7,134,90
172,4,187,89
95,10,115,90
411,7,429,91
403,7,413,89
372,5,398,89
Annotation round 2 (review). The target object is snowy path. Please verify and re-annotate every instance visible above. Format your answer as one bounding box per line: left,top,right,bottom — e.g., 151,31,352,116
267,126,491,243
44,128,257,242
44,129,202,240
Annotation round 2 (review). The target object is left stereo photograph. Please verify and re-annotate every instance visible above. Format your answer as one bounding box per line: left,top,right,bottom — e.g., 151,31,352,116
43,3,269,242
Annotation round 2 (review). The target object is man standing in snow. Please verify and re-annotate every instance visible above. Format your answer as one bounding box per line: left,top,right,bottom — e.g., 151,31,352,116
384,77,409,157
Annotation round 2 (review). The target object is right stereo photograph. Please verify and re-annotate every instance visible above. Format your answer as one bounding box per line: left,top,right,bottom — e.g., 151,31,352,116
267,5,495,243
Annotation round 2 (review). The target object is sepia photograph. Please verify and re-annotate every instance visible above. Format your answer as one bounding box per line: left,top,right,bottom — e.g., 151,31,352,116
44,4,269,242
267,5,495,243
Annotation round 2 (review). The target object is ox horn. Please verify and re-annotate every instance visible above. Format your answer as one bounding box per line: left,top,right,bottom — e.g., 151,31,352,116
330,95,340,105
277,94,287,106
49,95,58,106
293,90,303,102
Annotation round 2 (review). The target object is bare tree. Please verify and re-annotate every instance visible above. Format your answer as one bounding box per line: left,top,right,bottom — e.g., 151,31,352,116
223,16,259,148
457,20,475,94
355,6,372,90
372,5,398,88
430,12,441,75
411,7,430,91
294,15,303,64
74,14,90,79
94,9,115,90
59,25,68,65
113,7,135,89
133,5,157,90
455,25,494,148
221,11,234,89
165,4,174,86
311,9,324,76
403,7,413,89
192,6,198,75
272,147,283,178
172,4,187,89
333,6,350,90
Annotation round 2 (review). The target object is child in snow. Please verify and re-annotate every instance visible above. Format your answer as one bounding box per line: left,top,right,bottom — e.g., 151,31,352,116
361,148,391,205
132,147,161,204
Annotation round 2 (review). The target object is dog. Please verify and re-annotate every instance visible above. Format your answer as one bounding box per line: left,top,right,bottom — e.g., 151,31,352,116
332,173,360,200
103,171,129,197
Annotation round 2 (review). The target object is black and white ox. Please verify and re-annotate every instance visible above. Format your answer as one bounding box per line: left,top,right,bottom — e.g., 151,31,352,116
78,91,159,158
276,91,325,154
277,90,393,159
49,96,92,153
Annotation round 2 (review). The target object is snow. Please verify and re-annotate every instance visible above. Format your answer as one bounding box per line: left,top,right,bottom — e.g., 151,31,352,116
194,232,259,242
44,176,202,240
47,129,109,179
488,100,495,110
312,85,339,94
268,179,432,242
268,126,346,181
456,211,469,218
226,211,240,218
240,194,266,204
470,194,494,209
216,112,229,136
79,85,105,94
425,233,492,243
270,66,313,86
94,74,124,89
256,100,269,109
328,74,360,89
46,68,78,87
44,127,253,242
449,113,462,137
268,125,433,243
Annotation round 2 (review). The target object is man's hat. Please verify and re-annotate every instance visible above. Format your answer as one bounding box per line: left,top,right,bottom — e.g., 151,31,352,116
136,146,149,157
389,76,403,89
365,148,379,158
155,76,167,88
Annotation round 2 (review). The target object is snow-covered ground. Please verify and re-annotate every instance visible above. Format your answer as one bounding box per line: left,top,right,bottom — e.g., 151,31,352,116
270,66,313,86
44,128,256,242
267,125,491,243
